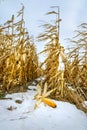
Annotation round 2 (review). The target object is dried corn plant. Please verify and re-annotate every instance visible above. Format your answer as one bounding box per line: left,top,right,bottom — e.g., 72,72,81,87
0,5,41,93
37,9,87,113
39,40,66,98
65,23,87,100
0,27,12,84
38,7,66,99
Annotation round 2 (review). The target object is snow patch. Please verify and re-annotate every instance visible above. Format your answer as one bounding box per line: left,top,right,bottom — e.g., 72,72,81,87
0,87,87,130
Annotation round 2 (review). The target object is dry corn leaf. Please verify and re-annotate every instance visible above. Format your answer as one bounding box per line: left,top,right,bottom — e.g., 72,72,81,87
34,82,57,109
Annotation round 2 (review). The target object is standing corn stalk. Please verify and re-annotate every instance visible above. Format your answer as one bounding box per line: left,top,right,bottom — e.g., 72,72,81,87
65,23,87,100
38,7,66,98
42,39,66,98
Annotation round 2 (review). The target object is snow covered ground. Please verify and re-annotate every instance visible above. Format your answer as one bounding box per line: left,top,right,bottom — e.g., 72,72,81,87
0,85,87,130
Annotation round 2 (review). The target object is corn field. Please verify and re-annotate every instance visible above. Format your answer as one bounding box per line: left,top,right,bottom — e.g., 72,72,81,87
0,6,42,93
0,6,87,113
37,8,87,112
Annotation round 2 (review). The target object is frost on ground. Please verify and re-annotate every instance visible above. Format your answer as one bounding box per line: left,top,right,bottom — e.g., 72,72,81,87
0,85,87,130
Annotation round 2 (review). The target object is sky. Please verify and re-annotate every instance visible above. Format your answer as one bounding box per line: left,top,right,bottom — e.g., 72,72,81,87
0,0,87,54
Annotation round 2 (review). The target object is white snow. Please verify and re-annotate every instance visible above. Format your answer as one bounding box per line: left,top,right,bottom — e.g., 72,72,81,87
0,85,87,130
